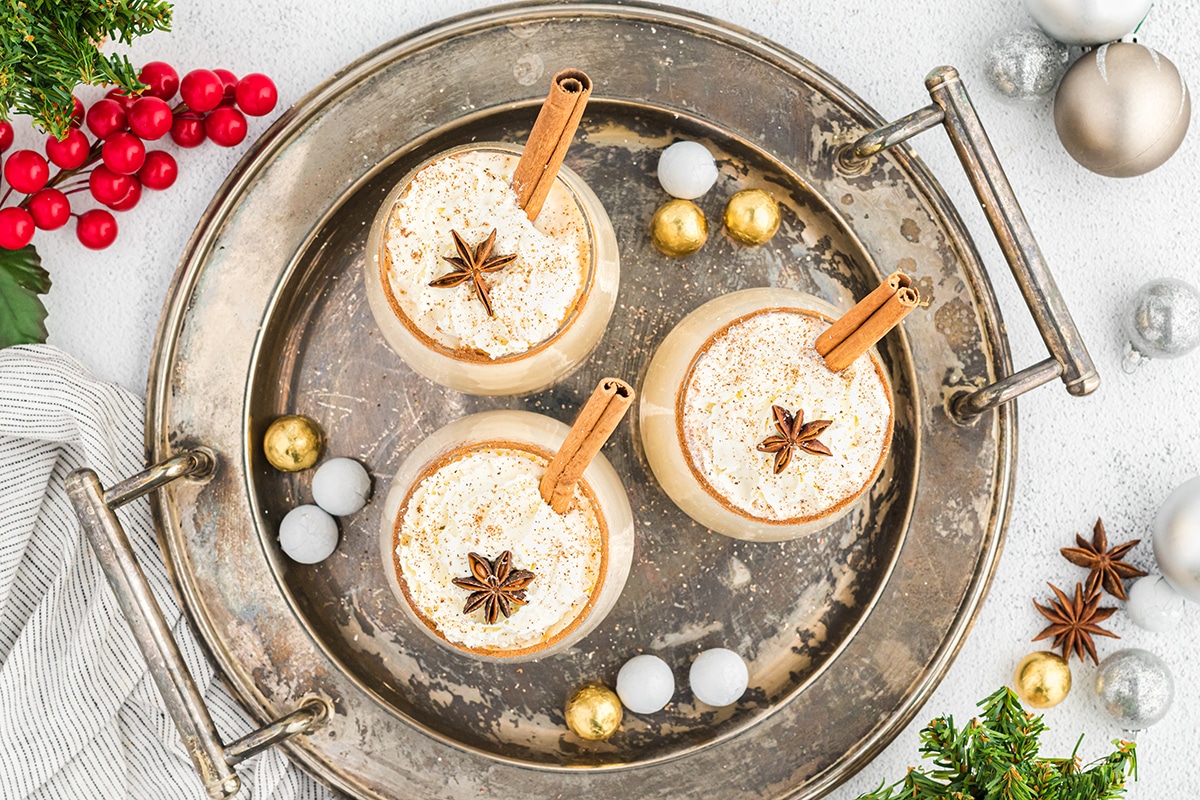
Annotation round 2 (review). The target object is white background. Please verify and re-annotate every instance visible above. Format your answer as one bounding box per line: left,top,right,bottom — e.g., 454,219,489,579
8,0,1200,797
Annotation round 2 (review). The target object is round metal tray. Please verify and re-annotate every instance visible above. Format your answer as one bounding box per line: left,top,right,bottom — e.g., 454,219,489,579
147,4,1013,798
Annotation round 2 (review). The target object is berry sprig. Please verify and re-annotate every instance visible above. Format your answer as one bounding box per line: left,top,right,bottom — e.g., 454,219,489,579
0,63,279,252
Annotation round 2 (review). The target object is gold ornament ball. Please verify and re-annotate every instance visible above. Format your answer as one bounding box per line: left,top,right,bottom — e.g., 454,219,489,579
1054,43,1191,178
650,199,708,258
564,684,623,741
263,415,325,472
723,189,780,246
1013,651,1072,709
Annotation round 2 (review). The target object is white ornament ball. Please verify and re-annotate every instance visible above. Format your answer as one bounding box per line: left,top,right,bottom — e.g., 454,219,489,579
279,504,339,564
616,654,675,714
1153,477,1200,603
983,29,1069,102
1023,0,1152,45
1126,575,1187,632
312,457,372,516
689,648,749,707
657,141,718,200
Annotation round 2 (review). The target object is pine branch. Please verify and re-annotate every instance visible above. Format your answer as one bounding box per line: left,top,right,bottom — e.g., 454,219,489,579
0,0,172,138
855,688,1137,800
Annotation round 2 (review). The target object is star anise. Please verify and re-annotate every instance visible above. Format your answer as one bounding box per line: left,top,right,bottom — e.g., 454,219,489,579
756,405,833,474
427,228,517,317
451,551,536,625
1032,581,1118,665
1060,518,1147,601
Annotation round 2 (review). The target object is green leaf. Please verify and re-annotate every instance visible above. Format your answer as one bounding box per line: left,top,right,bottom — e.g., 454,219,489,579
0,245,51,347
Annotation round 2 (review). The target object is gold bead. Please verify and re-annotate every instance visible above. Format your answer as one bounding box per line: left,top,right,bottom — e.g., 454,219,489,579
723,188,780,246
263,415,324,472
564,684,623,741
650,199,708,258
1013,651,1072,709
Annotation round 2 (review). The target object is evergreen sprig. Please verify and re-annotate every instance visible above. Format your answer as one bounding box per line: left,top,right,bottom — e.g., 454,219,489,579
857,687,1136,800
1,0,172,139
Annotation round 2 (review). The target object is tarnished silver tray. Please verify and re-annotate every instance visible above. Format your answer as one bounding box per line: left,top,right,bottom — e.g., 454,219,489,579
66,3,1099,799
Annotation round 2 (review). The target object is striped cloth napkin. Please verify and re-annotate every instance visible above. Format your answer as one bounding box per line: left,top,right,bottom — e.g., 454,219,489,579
0,346,329,800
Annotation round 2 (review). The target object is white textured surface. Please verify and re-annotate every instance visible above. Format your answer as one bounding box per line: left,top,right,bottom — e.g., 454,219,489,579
13,0,1200,796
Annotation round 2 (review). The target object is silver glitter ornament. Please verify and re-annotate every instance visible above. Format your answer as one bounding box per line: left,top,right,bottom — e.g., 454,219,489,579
1023,0,1153,45
1152,476,1200,603
1122,278,1200,371
1094,648,1174,730
1054,43,1191,178
984,29,1069,101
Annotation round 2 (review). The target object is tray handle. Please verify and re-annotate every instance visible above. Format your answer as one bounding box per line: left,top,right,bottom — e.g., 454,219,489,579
66,450,330,800
838,65,1100,421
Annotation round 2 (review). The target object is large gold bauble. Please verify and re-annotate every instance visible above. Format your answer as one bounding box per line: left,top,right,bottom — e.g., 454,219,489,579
263,415,325,472
564,684,623,741
1054,43,1191,178
723,188,780,246
1013,651,1072,709
650,199,708,258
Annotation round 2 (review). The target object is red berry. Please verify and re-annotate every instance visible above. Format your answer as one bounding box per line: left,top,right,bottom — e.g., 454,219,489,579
70,97,86,128
128,96,173,140
170,113,206,148
105,88,139,113
138,150,177,190
45,128,90,170
234,73,278,117
138,61,179,101
213,69,238,100
77,209,118,249
108,177,142,211
105,89,134,109
4,150,50,194
0,121,14,152
86,99,128,138
27,189,71,230
89,165,134,205
102,131,146,175
205,107,248,147
180,69,224,113
0,207,36,250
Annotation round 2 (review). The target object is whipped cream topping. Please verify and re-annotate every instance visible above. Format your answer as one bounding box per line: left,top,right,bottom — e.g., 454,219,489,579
382,149,590,359
396,445,603,651
681,310,891,521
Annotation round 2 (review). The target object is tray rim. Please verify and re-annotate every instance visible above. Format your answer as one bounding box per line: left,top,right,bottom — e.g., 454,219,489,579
146,2,1017,798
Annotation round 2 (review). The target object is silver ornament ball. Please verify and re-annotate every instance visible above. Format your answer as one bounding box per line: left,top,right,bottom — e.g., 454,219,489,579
1094,648,1174,730
1152,476,1200,603
1023,0,1152,45
1124,278,1200,366
1054,43,1191,178
984,29,1069,101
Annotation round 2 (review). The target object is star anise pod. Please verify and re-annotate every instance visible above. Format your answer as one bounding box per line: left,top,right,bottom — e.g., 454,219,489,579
756,405,833,474
1060,518,1147,601
1032,581,1118,665
428,228,517,317
451,550,536,625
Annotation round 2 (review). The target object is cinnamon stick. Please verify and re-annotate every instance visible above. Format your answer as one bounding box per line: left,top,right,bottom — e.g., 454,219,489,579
815,271,912,356
539,378,633,514
822,286,919,372
512,69,593,221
